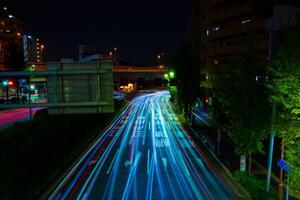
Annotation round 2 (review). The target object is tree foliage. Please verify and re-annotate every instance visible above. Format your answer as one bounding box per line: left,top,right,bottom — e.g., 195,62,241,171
216,43,271,155
267,26,300,197
170,43,200,114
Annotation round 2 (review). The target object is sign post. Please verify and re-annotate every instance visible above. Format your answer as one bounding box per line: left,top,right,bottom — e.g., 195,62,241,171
278,159,293,200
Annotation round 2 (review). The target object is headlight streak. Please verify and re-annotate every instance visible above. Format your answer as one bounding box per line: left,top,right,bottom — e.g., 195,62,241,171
48,91,238,200
162,94,238,199
49,105,131,200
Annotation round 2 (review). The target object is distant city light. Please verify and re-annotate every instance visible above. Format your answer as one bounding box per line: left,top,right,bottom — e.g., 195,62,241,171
8,15,14,19
3,7,7,11
164,74,169,79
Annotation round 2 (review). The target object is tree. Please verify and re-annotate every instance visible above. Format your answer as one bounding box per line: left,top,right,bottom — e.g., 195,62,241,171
216,41,271,173
170,43,200,115
267,26,300,197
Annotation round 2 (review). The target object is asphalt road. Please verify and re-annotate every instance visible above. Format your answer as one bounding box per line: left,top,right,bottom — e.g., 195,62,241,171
48,91,239,200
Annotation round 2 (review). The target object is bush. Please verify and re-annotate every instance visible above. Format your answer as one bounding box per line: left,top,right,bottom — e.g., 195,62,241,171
234,171,277,200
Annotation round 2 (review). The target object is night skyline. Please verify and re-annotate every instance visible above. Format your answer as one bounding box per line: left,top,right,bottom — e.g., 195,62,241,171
4,0,188,65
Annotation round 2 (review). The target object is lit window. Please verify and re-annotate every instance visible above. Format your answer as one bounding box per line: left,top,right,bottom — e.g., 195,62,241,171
241,19,251,24
213,60,219,65
213,26,220,31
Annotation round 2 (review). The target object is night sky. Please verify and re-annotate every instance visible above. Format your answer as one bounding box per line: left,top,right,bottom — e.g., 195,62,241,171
5,0,188,65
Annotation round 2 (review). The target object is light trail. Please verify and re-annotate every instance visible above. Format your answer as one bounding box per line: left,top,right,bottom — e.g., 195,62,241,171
48,91,239,200
0,108,44,127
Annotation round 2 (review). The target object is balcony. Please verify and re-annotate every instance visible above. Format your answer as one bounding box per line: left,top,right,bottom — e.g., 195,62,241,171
209,21,267,40
207,3,254,25
208,39,268,57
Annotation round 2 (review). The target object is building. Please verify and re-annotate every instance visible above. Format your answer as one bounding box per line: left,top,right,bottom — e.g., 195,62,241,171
188,0,300,108
23,35,46,71
23,35,45,65
0,5,24,71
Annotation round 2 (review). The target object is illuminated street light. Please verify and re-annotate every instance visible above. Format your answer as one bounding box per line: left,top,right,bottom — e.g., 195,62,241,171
169,71,175,78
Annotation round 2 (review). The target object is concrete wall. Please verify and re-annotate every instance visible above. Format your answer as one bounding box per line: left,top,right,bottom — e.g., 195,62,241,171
47,61,114,114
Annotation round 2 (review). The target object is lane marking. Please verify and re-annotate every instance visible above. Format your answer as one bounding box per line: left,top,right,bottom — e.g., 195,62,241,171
162,157,168,169
147,149,150,175
106,149,119,174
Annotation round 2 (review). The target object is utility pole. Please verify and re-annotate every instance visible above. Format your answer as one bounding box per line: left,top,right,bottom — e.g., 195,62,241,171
278,138,285,200
266,17,276,192
266,102,276,191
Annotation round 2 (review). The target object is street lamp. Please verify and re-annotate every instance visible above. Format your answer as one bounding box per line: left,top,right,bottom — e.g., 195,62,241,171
169,71,175,78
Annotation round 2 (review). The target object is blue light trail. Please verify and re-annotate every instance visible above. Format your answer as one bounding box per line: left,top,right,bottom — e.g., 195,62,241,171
48,91,240,200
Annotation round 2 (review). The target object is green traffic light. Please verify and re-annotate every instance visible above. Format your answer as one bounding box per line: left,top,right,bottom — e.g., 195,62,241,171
2,80,8,86
164,74,169,79
29,85,35,91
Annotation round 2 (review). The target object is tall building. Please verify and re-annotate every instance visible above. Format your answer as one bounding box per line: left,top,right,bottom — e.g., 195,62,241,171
0,5,24,71
188,0,300,107
23,35,45,65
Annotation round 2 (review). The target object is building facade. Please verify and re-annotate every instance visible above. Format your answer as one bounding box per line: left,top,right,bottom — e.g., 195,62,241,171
23,35,46,71
0,5,24,71
188,0,300,108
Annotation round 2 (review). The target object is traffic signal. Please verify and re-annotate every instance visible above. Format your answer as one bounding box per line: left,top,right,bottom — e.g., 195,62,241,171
2,80,8,87
29,84,36,91
8,80,14,86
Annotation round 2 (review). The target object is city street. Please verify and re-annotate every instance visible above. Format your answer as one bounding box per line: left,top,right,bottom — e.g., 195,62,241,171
48,91,238,200
0,108,44,128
